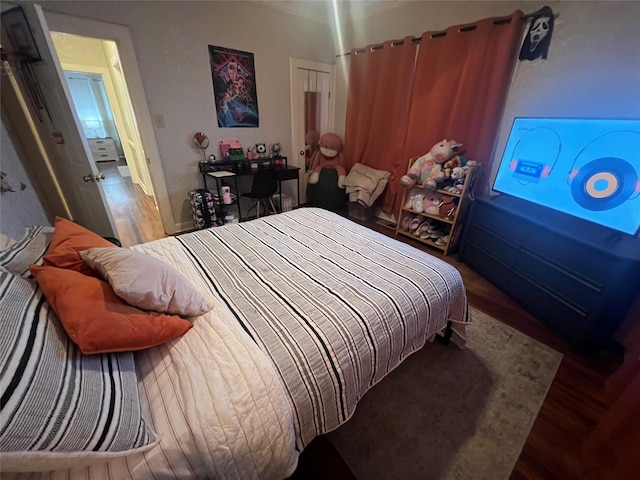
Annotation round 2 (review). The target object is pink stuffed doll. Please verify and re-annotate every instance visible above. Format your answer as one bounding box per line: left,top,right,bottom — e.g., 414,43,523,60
308,133,347,189
400,139,463,190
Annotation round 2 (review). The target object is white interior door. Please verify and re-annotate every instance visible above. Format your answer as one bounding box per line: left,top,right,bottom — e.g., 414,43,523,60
43,9,175,234
15,4,117,236
290,59,335,205
108,55,153,197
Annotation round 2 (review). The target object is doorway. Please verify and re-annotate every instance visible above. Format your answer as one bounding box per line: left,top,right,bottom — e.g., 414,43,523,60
50,31,164,246
290,58,336,205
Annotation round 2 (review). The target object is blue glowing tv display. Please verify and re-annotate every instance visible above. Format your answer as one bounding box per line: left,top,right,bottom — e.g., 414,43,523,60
492,117,640,235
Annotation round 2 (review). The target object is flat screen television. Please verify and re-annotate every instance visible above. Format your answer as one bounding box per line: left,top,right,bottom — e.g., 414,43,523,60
492,117,640,235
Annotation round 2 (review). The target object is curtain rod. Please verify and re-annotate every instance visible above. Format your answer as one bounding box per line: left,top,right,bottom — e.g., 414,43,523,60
336,9,548,58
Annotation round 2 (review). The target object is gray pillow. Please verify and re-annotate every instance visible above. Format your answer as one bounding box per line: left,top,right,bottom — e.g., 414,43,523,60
0,226,54,277
0,271,157,472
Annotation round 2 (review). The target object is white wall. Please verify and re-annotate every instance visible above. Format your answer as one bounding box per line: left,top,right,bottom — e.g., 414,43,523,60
6,1,640,230
334,1,640,190
16,0,335,227
0,118,51,239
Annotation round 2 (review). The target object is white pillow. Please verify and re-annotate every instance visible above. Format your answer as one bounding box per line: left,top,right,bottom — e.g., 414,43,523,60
79,247,213,316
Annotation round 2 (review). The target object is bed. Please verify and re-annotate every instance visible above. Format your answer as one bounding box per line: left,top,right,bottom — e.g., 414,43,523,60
0,207,469,479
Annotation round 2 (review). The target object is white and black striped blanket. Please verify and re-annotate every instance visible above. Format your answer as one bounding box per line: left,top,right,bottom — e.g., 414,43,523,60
174,208,468,449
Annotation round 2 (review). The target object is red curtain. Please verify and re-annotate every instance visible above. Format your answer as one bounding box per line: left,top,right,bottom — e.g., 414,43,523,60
401,11,524,215
344,37,418,213
305,91,319,135
344,11,524,216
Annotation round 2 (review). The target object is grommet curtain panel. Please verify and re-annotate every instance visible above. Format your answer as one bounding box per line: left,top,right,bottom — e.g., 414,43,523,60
344,11,525,215
344,37,418,214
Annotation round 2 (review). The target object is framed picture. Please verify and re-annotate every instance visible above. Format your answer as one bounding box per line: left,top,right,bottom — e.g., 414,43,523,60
1,6,42,62
209,45,259,128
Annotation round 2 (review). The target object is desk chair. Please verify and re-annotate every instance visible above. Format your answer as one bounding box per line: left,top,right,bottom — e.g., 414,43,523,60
242,168,278,218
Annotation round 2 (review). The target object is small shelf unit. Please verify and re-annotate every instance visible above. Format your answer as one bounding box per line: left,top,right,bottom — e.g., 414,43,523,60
396,159,480,255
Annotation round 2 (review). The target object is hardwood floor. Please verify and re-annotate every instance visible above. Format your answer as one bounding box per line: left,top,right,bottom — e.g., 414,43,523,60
98,160,167,247
339,214,625,480
110,195,625,479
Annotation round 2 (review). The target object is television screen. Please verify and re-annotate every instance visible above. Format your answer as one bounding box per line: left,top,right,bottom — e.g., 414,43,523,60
492,117,640,235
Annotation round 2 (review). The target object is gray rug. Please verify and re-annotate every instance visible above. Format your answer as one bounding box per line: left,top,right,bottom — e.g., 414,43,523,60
327,306,562,480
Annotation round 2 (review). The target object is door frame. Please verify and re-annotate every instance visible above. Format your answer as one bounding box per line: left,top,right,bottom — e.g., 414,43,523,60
289,58,336,205
44,11,176,234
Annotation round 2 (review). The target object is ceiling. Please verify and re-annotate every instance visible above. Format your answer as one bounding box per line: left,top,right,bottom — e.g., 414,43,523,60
252,0,412,25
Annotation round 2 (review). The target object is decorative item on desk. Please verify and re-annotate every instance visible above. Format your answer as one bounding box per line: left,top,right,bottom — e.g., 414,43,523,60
209,154,216,163
220,139,240,159
228,147,245,161
256,143,267,158
193,132,210,161
271,142,282,157
221,185,233,204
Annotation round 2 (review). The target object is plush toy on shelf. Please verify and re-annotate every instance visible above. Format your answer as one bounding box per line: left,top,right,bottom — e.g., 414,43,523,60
308,133,347,189
400,139,463,190
442,154,467,179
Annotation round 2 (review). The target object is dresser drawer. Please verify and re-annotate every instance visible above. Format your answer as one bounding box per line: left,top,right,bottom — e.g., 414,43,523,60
88,138,118,162
88,137,115,148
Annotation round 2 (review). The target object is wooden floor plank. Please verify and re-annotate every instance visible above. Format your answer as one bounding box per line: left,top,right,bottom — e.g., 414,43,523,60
99,159,166,247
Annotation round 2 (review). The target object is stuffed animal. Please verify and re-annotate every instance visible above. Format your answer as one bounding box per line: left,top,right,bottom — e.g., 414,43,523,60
442,154,467,179
400,139,463,190
423,191,443,215
308,133,347,189
450,166,467,183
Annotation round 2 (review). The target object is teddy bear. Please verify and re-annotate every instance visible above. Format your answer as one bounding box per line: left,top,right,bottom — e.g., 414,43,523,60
400,139,463,190
308,133,347,189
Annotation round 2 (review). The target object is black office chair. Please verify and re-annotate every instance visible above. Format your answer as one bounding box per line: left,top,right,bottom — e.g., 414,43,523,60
241,168,279,218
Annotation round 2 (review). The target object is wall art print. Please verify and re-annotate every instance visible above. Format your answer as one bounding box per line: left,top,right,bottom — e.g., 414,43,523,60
209,45,259,128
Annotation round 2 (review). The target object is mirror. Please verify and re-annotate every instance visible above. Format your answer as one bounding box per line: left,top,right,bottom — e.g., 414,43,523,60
193,132,209,161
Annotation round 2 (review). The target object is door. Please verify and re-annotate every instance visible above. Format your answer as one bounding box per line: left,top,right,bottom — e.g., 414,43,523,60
108,55,154,198
290,59,335,205
14,4,117,236
45,9,173,234
64,72,123,149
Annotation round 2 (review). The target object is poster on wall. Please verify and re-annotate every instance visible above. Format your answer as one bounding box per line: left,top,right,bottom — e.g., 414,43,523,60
209,45,259,128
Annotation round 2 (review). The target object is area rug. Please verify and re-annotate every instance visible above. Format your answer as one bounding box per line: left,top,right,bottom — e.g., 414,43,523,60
327,306,562,480
117,165,131,177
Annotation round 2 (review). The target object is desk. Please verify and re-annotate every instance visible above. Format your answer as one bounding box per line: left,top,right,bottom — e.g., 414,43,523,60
200,161,300,223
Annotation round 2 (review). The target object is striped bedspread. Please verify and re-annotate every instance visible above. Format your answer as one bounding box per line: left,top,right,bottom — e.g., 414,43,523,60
5,208,468,479
177,208,468,449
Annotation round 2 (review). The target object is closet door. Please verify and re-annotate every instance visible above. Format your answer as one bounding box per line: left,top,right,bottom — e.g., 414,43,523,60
290,59,335,205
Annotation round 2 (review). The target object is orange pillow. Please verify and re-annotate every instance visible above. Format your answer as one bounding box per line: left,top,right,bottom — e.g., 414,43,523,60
43,217,116,276
30,264,194,354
